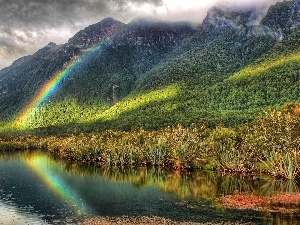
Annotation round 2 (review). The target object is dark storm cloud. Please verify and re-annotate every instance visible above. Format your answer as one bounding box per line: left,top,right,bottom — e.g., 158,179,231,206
0,0,163,29
0,37,26,55
0,32,28,69
0,0,163,69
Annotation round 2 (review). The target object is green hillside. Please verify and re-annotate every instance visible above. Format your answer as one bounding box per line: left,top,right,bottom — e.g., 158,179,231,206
204,29,300,116
0,18,125,124
1,1,300,133
9,25,277,132
88,29,300,130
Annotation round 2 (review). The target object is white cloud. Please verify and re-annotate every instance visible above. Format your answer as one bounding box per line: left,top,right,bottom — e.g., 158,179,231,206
130,0,284,23
161,0,216,10
130,0,217,22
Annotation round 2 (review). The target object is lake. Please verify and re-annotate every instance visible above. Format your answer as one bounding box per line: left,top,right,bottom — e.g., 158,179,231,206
0,151,299,224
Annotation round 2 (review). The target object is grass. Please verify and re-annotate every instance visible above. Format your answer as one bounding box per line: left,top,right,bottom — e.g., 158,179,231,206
1,104,300,180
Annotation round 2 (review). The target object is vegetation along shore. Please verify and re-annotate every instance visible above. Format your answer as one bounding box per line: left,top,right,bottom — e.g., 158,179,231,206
1,103,300,180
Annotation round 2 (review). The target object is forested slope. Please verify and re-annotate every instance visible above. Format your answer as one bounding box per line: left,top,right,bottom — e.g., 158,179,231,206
1,1,300,133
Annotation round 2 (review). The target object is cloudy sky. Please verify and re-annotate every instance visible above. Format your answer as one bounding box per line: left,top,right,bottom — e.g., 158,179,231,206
0,0,283,69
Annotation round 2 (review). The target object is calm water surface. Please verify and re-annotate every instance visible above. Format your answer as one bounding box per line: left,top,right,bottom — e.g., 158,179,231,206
0,151,299,224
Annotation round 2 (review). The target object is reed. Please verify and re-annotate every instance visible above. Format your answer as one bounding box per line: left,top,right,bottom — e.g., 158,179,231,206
261,150,300,180
1,104,300,179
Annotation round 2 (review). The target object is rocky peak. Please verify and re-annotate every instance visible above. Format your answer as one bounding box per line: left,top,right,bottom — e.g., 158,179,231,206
34,42,59,57
260,0,300,38
110,17,196,49
201,5,264,32
46,42,57,47
67,17,125,48
291,0,300,27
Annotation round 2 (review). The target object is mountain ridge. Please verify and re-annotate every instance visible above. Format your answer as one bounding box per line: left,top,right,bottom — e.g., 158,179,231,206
1,0,299,132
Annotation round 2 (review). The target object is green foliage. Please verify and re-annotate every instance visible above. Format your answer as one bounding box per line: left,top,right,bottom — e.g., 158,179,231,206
240,104,300,179
2,104,300,180
261,150,300,180
207,127,249,172
1,6,300,133
25,99,109,129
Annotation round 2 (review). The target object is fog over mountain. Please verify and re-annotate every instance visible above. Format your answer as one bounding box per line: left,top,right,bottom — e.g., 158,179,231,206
0,0,284,69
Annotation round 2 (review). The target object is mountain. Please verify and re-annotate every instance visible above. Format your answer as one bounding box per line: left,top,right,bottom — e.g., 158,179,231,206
0,0,299,132
264,0,300,36
0,18,124,122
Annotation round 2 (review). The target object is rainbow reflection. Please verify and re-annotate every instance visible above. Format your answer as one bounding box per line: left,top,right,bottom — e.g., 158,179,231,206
25,154,90,214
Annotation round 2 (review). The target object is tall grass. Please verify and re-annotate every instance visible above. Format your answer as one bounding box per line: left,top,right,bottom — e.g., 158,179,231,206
1,104,300,179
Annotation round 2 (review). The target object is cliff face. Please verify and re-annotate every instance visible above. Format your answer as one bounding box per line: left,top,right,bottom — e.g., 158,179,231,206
201,0,300,40
260,0,300,38
291,0,300,27
201,6,263,31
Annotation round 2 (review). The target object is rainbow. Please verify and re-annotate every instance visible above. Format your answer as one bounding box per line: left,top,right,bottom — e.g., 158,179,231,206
14,24,124,128
15,60,78,128
25,154,90,214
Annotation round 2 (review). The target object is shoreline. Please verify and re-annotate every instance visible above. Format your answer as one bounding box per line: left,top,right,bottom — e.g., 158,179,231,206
79,216,255,225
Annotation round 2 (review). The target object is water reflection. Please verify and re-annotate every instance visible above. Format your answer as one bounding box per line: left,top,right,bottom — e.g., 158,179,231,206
65,162,300,201
0,151,299,224
24,154,90,213
0,151,88,224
